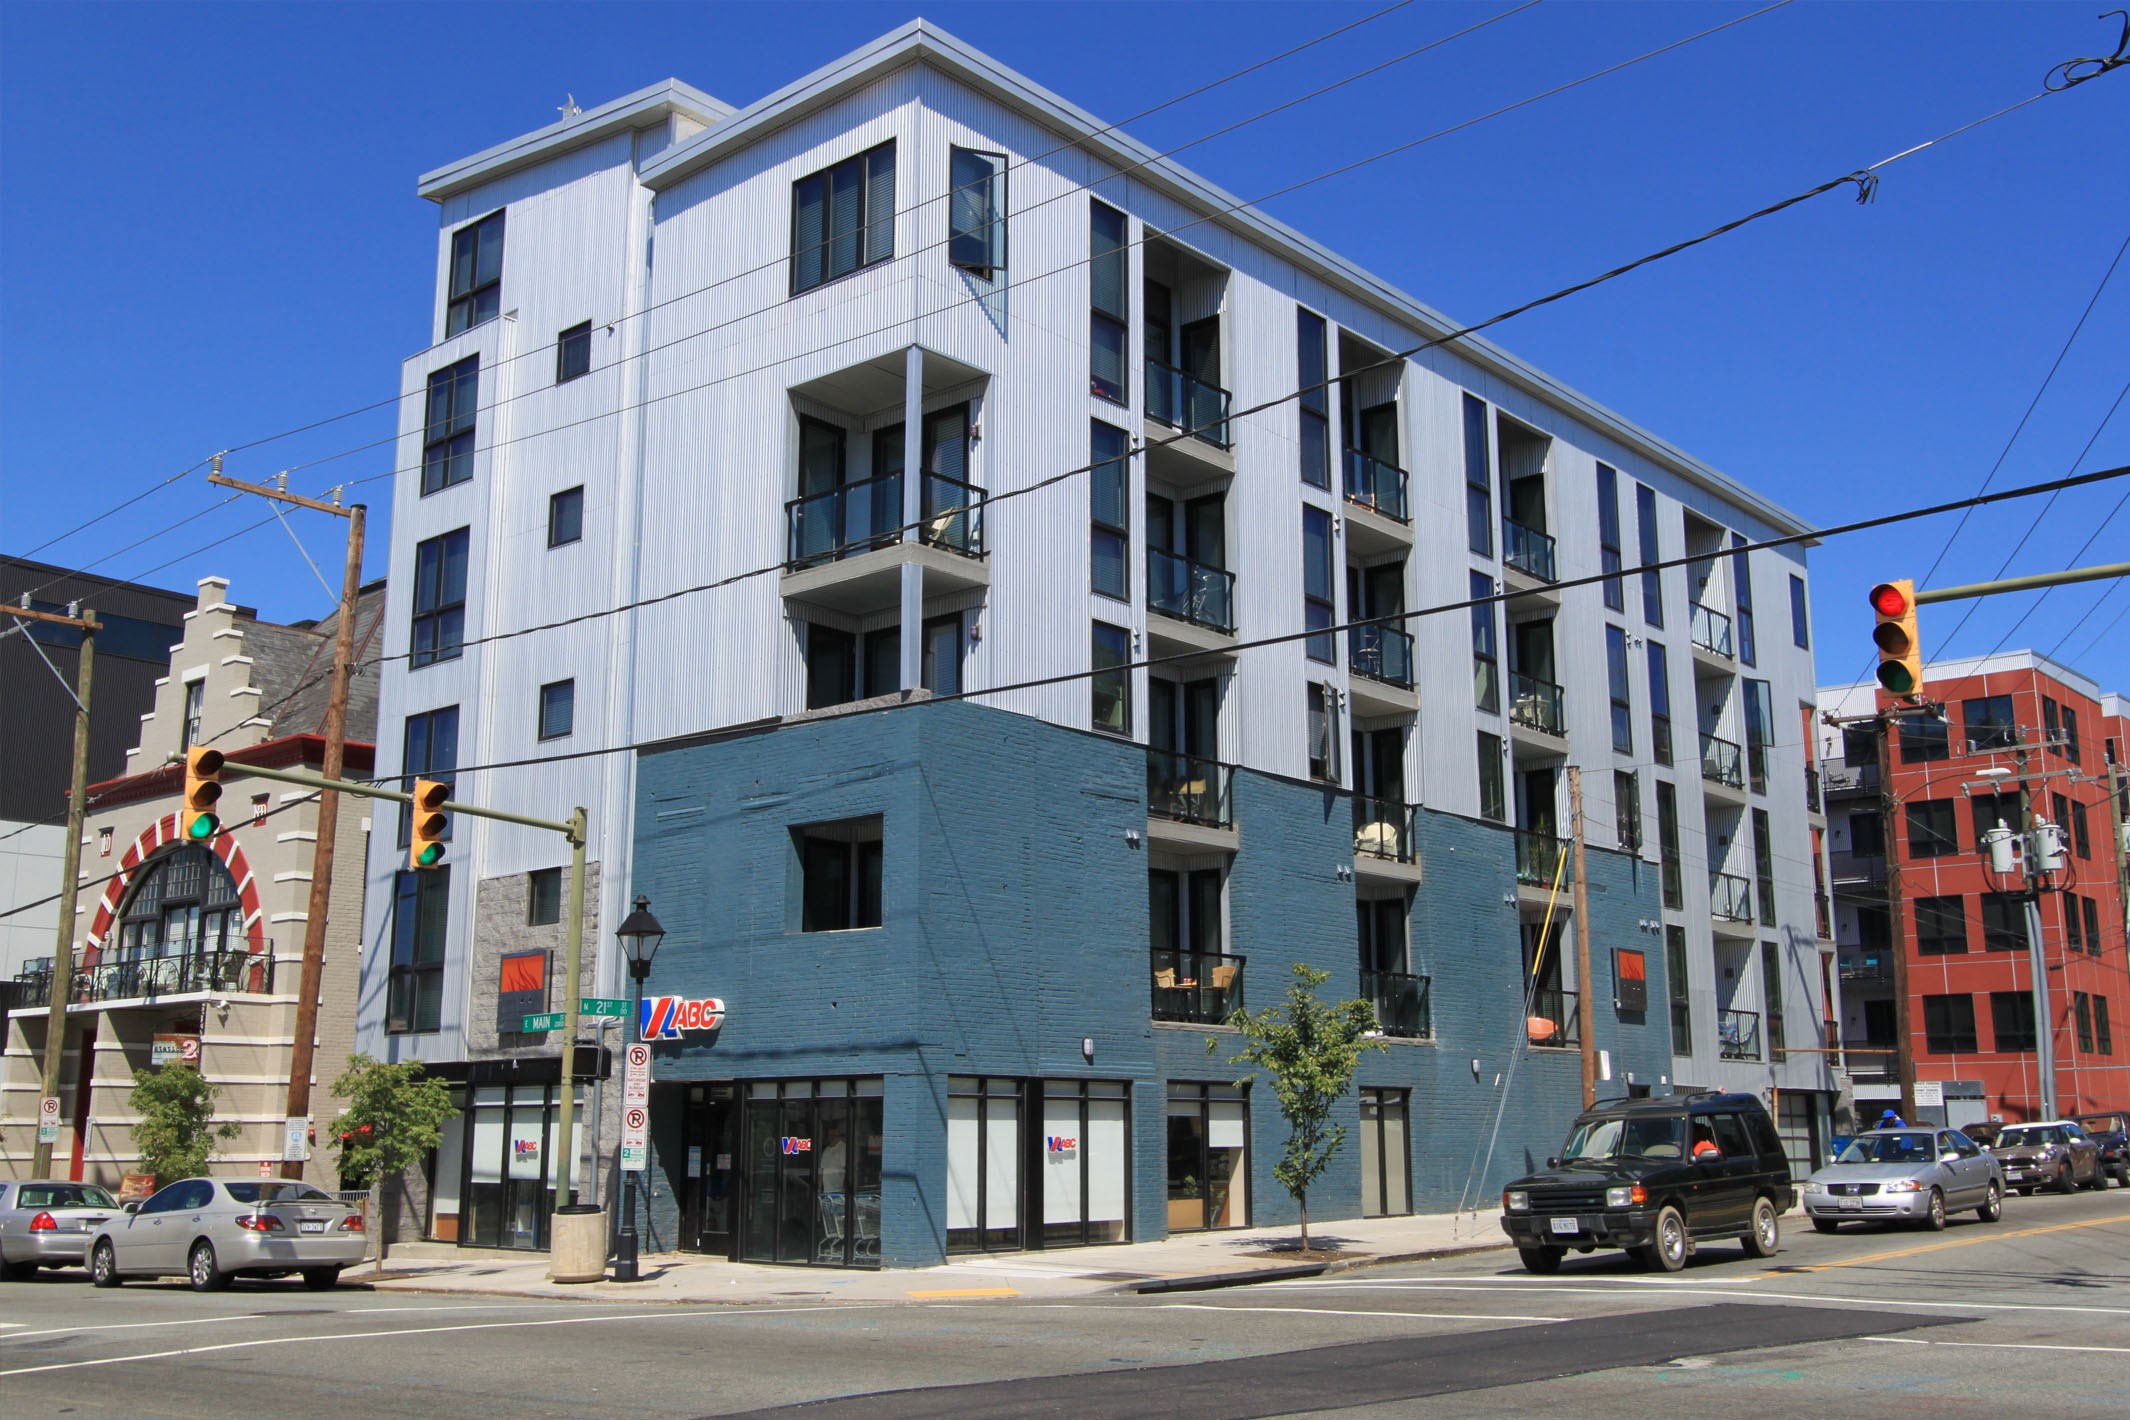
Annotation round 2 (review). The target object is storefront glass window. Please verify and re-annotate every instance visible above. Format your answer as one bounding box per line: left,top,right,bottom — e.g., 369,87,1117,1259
1359,1087,1411,1217
736,1078,883,1269
1042,1079,1129,1247
1167,1082,1248,1231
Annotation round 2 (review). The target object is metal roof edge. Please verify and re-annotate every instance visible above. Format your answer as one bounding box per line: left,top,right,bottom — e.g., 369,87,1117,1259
418,79,733,203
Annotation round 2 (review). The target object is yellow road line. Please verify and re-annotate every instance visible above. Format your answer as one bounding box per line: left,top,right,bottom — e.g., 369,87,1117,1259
1792,1214,2126,1272
906,1286,1022,1299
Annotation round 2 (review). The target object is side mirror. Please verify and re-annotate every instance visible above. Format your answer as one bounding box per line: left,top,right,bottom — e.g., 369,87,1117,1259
121,1201,141,1214
1547,1156,1561,1169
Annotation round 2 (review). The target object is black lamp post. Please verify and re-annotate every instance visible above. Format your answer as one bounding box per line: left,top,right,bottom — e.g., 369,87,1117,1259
612,894,664,1283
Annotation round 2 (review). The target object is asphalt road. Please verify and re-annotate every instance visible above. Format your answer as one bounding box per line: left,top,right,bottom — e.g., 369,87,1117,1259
5,1186,2126,1419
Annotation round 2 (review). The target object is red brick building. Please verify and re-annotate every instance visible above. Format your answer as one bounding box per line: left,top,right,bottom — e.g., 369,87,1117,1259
1819,652,2128,1128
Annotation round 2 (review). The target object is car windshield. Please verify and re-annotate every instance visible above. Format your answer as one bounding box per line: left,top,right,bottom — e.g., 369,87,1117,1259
17,1184,117,1209
1998,1126,2060,1148
1836,1133,1936,1164
1562,1115,1685,1162
224,1182,335,1204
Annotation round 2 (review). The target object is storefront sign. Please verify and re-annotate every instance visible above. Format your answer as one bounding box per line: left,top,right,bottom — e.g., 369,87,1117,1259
496,951,549,1036
510,1134,543,1179
1613,948,1648,1014
781,1136,813,1155
152,1034,201,1068
640,994,726,1040
1046,1135,1078,1156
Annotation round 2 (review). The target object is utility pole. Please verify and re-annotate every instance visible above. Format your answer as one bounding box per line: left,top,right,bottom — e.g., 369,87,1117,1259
1567,766,1597,1108
2109,763,2128,957
209,459,365,1181
1874,713,1919,1124
2015,746,2058,1120
13,603,97,1179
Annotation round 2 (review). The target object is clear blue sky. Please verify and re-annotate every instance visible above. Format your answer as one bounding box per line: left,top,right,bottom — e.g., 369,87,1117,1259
3,1,2125,687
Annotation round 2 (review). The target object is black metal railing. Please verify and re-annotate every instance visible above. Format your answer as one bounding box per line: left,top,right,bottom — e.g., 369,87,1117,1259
1352,797,1418,863
1348,624,1414,689
1804,764,1822,815
1502,519,1558,582
1828,850,1887,883
1147,549,1237,633
11,948,274,1007
1147,750,1234,829
1342,448,1409,522
1690,603,1734,658
1364,970,1431,1038
1510,672,1566,737
1719,1008,1762,1061
1515,829,1569,888
1710,871,1754,923
1146,360,1231,448
1701,732,1745,790
1527,989,1581,1048
1821,762,1879,797
1840,954,1894,982
784,473,985,567
1151,949,1245,1024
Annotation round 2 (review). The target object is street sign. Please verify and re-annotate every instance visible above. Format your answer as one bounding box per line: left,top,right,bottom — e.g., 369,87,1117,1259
37,1095,60,1145
580,997,629,1018
282,1116,311,1162
257,1159,273,1177
520,1011,566,1033
1914,1080,1944,1107
620,1043,650,1171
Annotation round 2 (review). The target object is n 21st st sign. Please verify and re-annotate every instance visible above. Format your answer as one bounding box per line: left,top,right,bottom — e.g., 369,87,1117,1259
639,995,727,1040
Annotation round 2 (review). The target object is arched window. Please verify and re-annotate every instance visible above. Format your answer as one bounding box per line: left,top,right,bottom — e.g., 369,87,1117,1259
113,846,242,961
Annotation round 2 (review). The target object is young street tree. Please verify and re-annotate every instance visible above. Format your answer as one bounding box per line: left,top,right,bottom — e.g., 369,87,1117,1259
328,1054,454,1189
1218,962,1386,1252
130,1065,240,1186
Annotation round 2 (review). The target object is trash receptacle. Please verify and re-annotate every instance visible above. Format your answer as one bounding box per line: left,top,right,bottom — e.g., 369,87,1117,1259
549,1204,607,1283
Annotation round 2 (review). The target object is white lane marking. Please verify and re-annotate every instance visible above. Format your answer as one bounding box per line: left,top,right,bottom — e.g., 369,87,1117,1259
1155,1304,1557,1323
1863,1336,2130,1356
1254,1280,2130,1316
0,1303,893,1378
4,1316,255,1342
1,1302,593,1341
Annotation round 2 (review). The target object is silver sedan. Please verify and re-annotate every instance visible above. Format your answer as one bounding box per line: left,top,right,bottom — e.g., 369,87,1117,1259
1801,1127,2005,1231
0,1179,119,1279
88,1177,367,1291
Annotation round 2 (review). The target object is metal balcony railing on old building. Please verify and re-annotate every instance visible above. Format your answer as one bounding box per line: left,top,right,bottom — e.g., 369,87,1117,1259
1147,751,1234,829
1348,624,1414,689
1526,989,1581,1049
1515,829,1569,888
1510,673,1566,737
1146,361,1231,448
1352,797,1419,864
11,948,274,1007
1709,871,1755,924
1502,519,1558,582
1719,1008,1762,1062
1690,603,1734,658
1364,970,1431,1039
1147,549,1236,633
1343,448,1409,523
1151,949,1244,1024
1701,732,1745,791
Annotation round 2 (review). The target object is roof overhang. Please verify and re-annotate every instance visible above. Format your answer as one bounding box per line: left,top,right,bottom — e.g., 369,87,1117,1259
418,79,733,204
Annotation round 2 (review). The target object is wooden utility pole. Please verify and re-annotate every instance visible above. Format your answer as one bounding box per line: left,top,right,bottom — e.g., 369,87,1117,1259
1875,713,1919,1123
1567,766,1598,1108
9,603,99,1178
2109,763,2128,957
209,461,364,1181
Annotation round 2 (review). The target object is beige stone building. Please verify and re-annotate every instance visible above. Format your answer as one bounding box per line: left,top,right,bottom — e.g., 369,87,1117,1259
1,575,383,1185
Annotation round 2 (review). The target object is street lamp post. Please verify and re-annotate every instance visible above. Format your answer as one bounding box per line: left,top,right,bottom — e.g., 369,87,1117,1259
613,894,665,1283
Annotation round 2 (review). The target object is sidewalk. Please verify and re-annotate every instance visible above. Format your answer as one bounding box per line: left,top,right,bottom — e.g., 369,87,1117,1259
349,1209,1515,1305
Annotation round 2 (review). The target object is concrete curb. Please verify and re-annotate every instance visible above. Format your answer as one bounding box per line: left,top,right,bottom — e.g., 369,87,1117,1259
1114,1237,1513,1295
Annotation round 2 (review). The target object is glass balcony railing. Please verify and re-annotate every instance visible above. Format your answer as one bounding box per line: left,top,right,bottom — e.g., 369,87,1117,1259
1147,549,1236,633
1829,850,1887,883
1352,796,1418,863
786,472,903,568
918,472,985,558
1710,870,1754,923
1364,970,1431,1039
1701,732,1745,790
1147,750,1234,829
1526,989,1581,1048
1510,672,1566,737
1690,602,1734,658
1839,954,1894,982
1348,624,1414,689
1342,448,1409,522
1502,519,1558,582
12,948,273,1007
1515,829,1569,888
1146,360,1231,448
1151,949,1244,1024
1719,1008,1762,1061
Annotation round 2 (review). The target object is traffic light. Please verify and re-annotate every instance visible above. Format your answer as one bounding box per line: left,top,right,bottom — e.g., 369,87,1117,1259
1869,579,1923,697
182,747,224,841
409,778,450,870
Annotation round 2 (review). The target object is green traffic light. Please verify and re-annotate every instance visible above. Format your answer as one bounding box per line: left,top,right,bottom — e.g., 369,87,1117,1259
1876,663,1915,694
187,813,219,841
416,843,443,867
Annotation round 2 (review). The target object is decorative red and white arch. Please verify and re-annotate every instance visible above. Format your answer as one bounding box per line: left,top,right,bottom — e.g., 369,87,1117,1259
83,813,269,962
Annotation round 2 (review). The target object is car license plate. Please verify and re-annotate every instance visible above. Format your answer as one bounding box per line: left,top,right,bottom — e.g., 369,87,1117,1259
1548,1216,1579,1235
1839,1197,1862,1211
300,1221,326,1234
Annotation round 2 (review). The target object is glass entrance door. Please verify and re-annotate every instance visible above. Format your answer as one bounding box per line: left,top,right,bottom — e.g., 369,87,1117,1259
682,1085,738,1257
1166,1082,1248,1231
736,1079,883,1268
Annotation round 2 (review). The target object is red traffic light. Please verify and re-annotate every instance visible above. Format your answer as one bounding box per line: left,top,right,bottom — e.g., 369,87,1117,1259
1869,582,1910,617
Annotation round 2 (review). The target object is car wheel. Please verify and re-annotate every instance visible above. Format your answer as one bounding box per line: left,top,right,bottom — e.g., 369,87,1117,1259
301,1266,342,1291
1743,1196,1780,1257
1923,1188,1947,1231
1977,1179,2002,1223
2080,1163,2106,1191
90,1240,122,1288
1811,1216,1840,1234
188,1240,229,1293
1517,1246,1564,1275
2055,1162,2077,1195
1643,1205,1688,1272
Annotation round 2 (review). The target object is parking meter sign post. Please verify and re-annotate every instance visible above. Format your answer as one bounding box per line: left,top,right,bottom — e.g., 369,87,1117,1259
615,1040,652,1281
37,1095,60,1145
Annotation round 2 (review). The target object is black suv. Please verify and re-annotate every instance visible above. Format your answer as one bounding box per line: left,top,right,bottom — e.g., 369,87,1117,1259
1501,1091,1795,1273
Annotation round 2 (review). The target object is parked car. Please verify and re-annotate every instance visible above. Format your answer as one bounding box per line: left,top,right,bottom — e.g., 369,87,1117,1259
0,1180,119,1279
1501,1091,1794,1274
1992,1120,2105,1194
88,1177,365,1291
1801,1128,2003,1231
2074,1112,2128,1186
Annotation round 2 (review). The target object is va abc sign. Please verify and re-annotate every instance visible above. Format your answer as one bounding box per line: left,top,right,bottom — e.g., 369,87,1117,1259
640,995,727,1040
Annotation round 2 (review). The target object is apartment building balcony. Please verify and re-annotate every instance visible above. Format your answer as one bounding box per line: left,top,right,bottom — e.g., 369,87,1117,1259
1821,761,1880,800
1146,550,1238,660
1508,673,1569,757
1515,829,1570,908
1353,797,1423,884
1700,732,1748,807
1689,603,1736,678
1501,519,1561,604
1146,750,1237,851
1347,625,1419,716
1804,764,1825,819
1526,988,1581,1049
1151,949,1244,1025
1839,952,1895,984
1145,360,1234,483
1709,871,1756,939
1718,1008,1762,1062
1363,970,1431,1039
12,948,275,1013
781,471,990,613
1841,1040,1898,1082
1341,449,1412,554
1829,850,1887,886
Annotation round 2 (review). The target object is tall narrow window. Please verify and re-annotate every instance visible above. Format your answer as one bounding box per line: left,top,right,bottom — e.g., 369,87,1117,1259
537,679,575,741
947,147,1005,277
1731,533,1756,666
1743,678,1774,793
445,210,504,336
2061,705,2081,763
556,321,591,384
388,866,450,1033
410,529,469,668
1089,201,1128,403
398,706,459,848
1615,769,1642,852
1656,780,1682,910
180,679,205,753
1306,683,1340,783
1752,808,1776,922
1477,733,1505,822
1303,506,1335,663
1297,309,1329,489
1471,571,1499,713
1597,463,1623,612
790,141,896,294
1092,622,1131,736
1606,625,1633,755
921,613,963,696
548,486,584,547
1463,394,1492,556
1091,421,1130,600
422,356,479,494
1647,642,1673,766
1666,923,1691,1054
2073,993,2094,1054
1636,483,1663,626
1789,574,1810,649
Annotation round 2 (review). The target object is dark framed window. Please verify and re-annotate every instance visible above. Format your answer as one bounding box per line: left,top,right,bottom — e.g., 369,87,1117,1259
556,321,591,384
1647,642,1672,765
1969,790,2021,851
791,141,896,294
1743,677,1774,794
1990,992,2036,1052
947,147,1005,277
1606,625,1632,754
180,679,205,754
805,625,856,709
538,679,574,740
1091,421,1130,600
922,612,963,696
108,845,243,964
548,486,584,547
2096,995,2114,1054
1731,532,1756,667
2071,799,2091,859
1471,571,1499,713
1303,506,1335,663
1656,780,1682,910
1963,695,2018,753
1849,808,1885,857
422,357,479,494
1477,733,1505,822
527,867,562,926
1915,896,1967,955
1306,683,1340,783
1790,573,1809,649
1752,808,1777,922
445,210,504,336
1907,799,1958,858
398,706,458,848
2074,993,2094,1053
388,866,450,1034
1666,923,1691,1055
2066,894,2087,954
1899,715,1950,762
798,817,883,932
1843,723,1877,766
1090,200,1128,403
2083,896,2101,958
1298,309,1330,489
1462,394,1492,556
1615,769,1642,853
1092,622,1131,736
1597,463,1623,612
410,529,470,667
2061,704,2081,763
2043,696,2061,756
1636,483,1663,626
1980,893,2025,952
1922,993,1976,1054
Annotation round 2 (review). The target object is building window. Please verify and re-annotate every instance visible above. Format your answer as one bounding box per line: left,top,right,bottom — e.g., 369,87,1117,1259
1462,394,1492,556
445,210,504,336
1477,733,1505,822
1730,533,1756,667
2097,995,2115,1054
798,817,884,932
2066,895,2087,954
1647,642,1673,765
1963,695,2018,753
1597,463,1624,612
2074,993,2095,1053
946,1076,1024,1253
548,486,584,547
1980,893,2025,952
1907,799,1958,857
388,866,449,1034
1606,625,1633,755
791,140,895,294
1899,715,1950,762
180,678,205,753
1986,992,2037,1052
1091,421,1130,600
1968,790,2021,850
537,679,574,740
1656,780,1682,910
1090,200,1128,403
1922,993,1977,1054
805,625,856,709
1790,574,1809,649
1359,1088,1412,1218
527,867,562,926
1297,309,1329,489
2083,896,2101,958
1306,683,1340,782
1915,896,1967,955
1636,483,1663,627
1615,769,1642,853
1303,506,1335,663
1743,678,1774,793
1091,622,1131,736
922,613,963,696
410,529,470,667
422,356,479,495
555,321,591,384
1036,1077,1131,1247
1752,808,1777,922
1165,1081,1249,1232
398,706,459,848
2061,704,2081,763
2070,799,2091,859
947,147,1006,277
1471,571,1499,713
1666,923,1691,1055
109,845,243,963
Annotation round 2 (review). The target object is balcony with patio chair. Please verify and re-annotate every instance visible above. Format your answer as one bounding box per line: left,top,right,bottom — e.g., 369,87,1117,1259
1151,950,1245,1025
1352,797,1422,884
